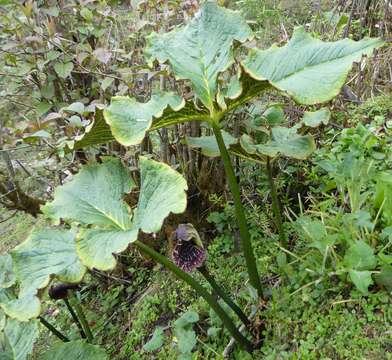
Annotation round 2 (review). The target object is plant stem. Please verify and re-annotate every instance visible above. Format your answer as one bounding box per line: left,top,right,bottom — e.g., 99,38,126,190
63,298,86,339
39,316,70,342
135,240,254,353
198,265,251,328
211,121,263,298
71,295,94,343
266,157,287,247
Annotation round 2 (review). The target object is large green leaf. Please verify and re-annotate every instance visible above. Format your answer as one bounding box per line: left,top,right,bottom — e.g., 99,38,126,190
242,27,384,104
42,159,135,270
40,340,107,360
185,131,237,157
42,159,134,229
104,93,186,146
240,127,316,160
12,229,86,297
145,2,253,113
4,319,39,360
76,228,138,271
49,158,188,270
0,255,15,289
133,156,188,233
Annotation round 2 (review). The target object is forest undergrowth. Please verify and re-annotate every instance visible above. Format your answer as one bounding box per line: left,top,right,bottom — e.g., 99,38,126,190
0,1,391,359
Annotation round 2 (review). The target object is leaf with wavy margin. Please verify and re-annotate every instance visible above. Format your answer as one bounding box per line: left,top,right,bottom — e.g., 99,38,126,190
242,27,384,104
42,159,134,229
145,2,253,112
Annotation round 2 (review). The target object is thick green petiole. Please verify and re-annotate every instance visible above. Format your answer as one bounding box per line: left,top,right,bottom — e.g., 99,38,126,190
266,157,287,247
135,240,254,353
71,295,94,343
39,316,70,342
211,121,263,298
63,298,86,339
198,265,251,329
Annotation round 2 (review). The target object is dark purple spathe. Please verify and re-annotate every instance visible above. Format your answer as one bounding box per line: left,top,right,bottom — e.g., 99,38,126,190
172,224,206,273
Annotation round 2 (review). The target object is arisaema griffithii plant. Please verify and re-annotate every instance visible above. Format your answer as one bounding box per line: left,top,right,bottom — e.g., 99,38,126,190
0,158,254,358
99,2,383,297
0,2,385,358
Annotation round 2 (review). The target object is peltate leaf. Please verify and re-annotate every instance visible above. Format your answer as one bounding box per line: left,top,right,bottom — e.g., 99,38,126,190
242,27,384,104
42,159,134,229
185,131,237,157
12,229,86,297
133,157,188,233
40,340,108,360
145,2,253,112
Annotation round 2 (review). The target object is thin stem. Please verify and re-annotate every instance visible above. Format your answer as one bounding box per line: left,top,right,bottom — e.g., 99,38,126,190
39,316,70,342
211,121,263,298
266,157,287,247
71,295,94,343
198,265,251,328
63,298,86,339
135,240,254,353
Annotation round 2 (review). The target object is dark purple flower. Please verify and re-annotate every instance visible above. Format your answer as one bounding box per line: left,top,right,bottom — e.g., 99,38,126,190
172,224,206,273
48,283,79,300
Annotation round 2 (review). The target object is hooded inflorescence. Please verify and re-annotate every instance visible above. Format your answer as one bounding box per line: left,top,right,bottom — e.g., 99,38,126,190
172,223,206,273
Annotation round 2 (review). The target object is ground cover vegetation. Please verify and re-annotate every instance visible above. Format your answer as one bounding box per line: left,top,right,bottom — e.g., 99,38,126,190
0,0,391,359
